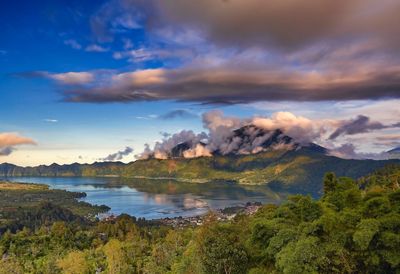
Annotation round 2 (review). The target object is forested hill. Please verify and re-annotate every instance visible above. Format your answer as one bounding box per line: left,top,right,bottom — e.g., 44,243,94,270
0,165,399,273
1,149,399,195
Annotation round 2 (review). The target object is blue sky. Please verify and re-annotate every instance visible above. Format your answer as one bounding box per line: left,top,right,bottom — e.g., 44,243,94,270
1,0,400,166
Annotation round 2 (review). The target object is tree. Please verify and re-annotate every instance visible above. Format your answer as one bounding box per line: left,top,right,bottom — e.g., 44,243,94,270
197,224,248,274
58,250,90,274
323,172,338,195
276,236,327,274
0,256,23,274
103,239,131,274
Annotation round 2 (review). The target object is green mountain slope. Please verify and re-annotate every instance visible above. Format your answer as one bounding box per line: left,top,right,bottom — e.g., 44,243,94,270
1,148,399,195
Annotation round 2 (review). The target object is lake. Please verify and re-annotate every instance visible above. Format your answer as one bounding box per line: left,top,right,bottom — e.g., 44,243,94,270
3,177,288,219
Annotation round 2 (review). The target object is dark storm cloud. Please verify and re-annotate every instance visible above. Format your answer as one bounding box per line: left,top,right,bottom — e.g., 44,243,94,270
100,146,134,161
329,115,395,140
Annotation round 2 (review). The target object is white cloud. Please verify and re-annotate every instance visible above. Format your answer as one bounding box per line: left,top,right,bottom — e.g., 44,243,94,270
43,119,58,123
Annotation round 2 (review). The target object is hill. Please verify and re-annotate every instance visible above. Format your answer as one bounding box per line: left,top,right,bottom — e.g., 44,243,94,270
1,148,399,195
0,181,109,233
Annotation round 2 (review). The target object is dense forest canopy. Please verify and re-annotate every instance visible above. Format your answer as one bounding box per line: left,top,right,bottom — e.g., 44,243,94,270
0,164,399,273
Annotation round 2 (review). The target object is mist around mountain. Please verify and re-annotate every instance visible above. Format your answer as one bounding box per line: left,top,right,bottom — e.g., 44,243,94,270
1,126,399,196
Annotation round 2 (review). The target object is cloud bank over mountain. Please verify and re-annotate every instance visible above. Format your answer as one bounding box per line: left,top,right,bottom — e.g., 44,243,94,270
136,111,399,160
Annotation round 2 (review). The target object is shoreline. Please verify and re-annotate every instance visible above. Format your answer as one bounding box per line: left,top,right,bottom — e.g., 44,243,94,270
100,202,263,228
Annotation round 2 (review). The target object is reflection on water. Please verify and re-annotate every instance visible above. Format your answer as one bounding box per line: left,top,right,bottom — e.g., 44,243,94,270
3,177,288,219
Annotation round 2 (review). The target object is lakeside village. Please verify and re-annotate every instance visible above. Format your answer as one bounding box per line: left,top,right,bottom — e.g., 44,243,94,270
101,202,263,229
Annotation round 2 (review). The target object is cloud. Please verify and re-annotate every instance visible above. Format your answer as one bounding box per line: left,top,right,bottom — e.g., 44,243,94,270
328,143,398,160
112,68,166,86
137,110,328,159
43,119,58,123
159,109,198,120
0,133,37,147
59,62,400,104
100,146,134,161
48,72,95,85
122,38,134,50
137,110,400,160
92,0,400,50
0,147,14,156
159,132,171,138
157,0,400,50
135,114,158,120
64,39,82,50
252,112,325,144
112,47,193,63
20,1,400,105
18,70,113,86
374,134,400,148
376,135,400,142
329,115,394,140
137,130,208,159
85,44,109,52
0,132,37,157
90,0,148,42
112,13,142,30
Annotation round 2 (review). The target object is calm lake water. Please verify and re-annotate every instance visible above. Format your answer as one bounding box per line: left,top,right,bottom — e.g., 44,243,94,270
3,177,288,219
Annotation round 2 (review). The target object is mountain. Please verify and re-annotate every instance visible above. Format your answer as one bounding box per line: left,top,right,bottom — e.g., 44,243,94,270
1,150,399,196
1,126,399,195
167,125,328,158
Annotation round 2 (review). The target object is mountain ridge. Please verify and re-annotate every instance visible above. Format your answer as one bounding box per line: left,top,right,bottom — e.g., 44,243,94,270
148,125,329,159
2,126,399,195
1,149,399,195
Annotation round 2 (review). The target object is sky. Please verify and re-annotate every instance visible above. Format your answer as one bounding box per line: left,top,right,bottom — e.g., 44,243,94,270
0,0,399,166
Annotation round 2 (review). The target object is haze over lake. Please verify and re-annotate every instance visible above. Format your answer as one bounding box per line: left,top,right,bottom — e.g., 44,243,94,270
3,177,288,219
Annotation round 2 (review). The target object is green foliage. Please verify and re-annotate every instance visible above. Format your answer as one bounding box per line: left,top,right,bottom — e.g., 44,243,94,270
57,250,90,274
0,181,108,233
196,223,249,274
0,164,400,273
353,219,380,250
276,236,327,274
323,172,338,194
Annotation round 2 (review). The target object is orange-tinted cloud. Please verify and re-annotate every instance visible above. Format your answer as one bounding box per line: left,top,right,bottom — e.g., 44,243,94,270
0,133,36,156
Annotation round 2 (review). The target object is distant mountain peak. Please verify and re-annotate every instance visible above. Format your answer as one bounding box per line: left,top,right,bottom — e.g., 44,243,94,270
167,124,327,158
